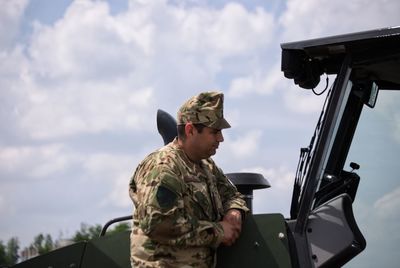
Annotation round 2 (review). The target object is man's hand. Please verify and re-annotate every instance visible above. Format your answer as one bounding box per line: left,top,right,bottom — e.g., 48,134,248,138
223,209,242,231
219,221,239,246
219,209,243,246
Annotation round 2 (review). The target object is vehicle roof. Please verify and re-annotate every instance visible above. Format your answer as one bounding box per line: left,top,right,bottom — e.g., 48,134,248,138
281,26,400,89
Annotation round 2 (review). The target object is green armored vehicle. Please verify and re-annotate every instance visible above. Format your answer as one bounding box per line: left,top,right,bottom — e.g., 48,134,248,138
12,26,400,267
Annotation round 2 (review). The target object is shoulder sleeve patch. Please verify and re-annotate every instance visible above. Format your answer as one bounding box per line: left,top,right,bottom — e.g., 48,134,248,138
156,185,178,209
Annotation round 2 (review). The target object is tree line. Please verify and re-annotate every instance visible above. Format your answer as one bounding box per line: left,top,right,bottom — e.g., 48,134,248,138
0,222,130,267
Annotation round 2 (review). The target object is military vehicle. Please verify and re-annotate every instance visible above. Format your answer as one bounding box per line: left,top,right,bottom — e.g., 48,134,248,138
11,26,400,267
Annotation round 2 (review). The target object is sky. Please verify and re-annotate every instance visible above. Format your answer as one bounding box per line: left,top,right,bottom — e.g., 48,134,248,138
1,0,399,266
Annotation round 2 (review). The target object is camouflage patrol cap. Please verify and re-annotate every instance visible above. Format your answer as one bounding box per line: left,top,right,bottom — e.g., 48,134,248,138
177,91,231,129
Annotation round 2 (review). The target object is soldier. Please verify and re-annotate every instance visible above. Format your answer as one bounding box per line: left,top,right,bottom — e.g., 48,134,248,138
129,91,249,267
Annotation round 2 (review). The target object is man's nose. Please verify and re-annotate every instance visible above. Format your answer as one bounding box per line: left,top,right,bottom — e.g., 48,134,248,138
217,132,224,142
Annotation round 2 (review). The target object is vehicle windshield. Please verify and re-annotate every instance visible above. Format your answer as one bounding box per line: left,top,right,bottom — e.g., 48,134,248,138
344,90,400,267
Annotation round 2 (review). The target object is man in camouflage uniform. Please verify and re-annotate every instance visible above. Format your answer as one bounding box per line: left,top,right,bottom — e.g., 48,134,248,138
129,91,249,267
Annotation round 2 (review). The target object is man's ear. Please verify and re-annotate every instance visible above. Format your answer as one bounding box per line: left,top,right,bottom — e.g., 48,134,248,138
184,123,194,137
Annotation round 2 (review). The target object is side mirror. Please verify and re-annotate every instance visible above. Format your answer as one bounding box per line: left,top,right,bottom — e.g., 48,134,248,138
353,81,379,108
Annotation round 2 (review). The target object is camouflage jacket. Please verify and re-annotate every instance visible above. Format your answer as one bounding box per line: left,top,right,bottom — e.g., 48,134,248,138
129,138,248,267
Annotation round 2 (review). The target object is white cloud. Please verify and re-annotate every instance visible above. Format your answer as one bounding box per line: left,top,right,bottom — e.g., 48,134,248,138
0,0,28,50
29,0,148,80
374,92,400,145
0,195,5,213
241,165,294,191
81,152,141,208
279,0,400,42
200,3,274,56
107,173,135,208
0,144,69,178
18,83,155,139
283,81,327,114
83,152,134,179
0,192,15,222
235,165,295,215
1,0,278,141
351,187,400,266
0,141,142,213
137,1,275,58
373,187,400,220
226,130,263,158
227,62,282,97
394,115,400,144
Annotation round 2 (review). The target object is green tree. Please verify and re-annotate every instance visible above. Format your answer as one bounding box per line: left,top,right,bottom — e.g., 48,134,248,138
32,234,54,255
0,241,7,266
0,237,20,266
72,223,102,242
6,237,19,265
72,222,131,242
107,222,131,236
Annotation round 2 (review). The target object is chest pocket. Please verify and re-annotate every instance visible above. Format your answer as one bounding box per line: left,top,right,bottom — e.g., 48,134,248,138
183,175,223,222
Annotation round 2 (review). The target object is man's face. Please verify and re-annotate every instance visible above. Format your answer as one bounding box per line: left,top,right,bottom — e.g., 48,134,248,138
191,125,224,160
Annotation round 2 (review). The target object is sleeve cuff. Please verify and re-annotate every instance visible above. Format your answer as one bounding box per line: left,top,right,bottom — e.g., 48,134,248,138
211,222,224,248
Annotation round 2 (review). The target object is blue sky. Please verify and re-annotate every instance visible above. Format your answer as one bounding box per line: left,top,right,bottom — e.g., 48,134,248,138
1,0,399,266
